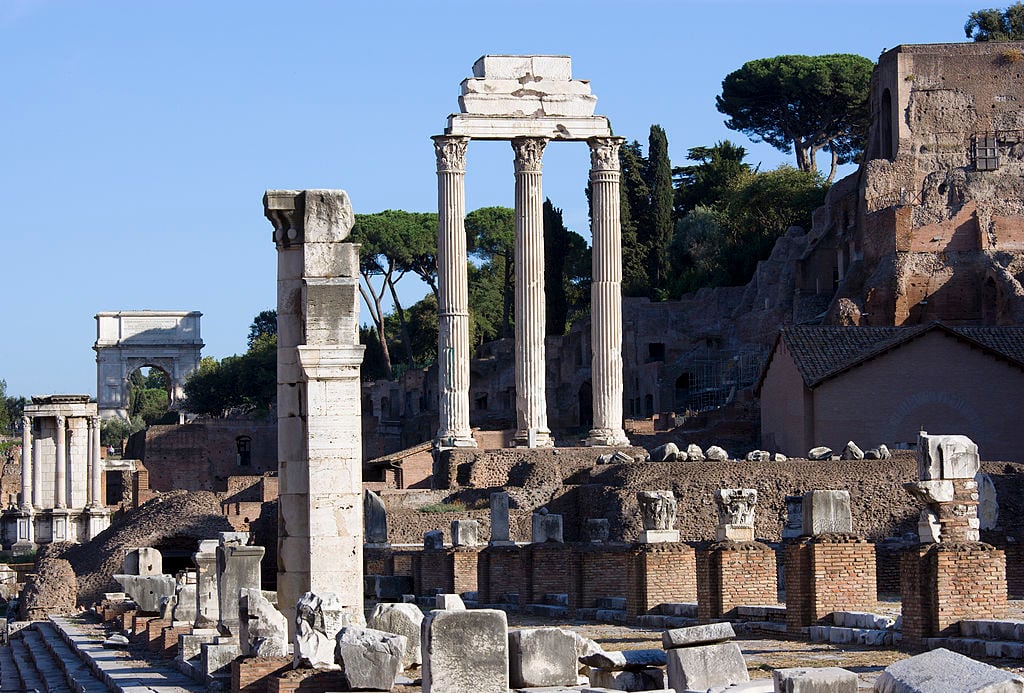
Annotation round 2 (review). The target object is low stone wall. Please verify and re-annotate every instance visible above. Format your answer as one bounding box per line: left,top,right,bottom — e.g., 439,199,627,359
697,541,778,622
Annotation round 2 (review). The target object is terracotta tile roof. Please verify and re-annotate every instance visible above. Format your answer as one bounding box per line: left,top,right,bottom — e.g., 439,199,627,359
773,323,1024,388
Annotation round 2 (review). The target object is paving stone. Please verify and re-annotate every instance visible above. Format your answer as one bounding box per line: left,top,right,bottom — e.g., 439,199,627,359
773,666,858,692
875,647,1024,692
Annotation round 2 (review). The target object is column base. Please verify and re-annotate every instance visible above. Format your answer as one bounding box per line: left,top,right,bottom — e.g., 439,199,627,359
583,428,631,447
512,428,554,448
12,508,34,552
87,506,111,541
433,434,478,451
51,508,71,543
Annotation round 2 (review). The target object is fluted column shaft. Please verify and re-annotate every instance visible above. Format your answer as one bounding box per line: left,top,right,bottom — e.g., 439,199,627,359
55,416,67,508
432,136,476,449
512,137,553,447
20,416,32,510
89,416,103,507
586,137,631,446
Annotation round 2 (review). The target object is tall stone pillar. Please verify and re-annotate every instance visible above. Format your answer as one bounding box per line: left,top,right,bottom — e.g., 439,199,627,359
585,136,630,447
432,135,476,449
264,189,366,634
20,416,32,510
511,136,553,448
54,416,67,509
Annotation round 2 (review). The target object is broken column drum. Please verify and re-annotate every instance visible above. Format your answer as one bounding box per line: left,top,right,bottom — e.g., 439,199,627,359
434,55,629,449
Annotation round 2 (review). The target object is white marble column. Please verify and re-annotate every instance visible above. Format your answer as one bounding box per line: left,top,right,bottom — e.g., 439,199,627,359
586,137,631,446
31,433,41,509
89,416,103,507
432,135,476,449
54,415,67,508
512,137,553,448
20,416,32,510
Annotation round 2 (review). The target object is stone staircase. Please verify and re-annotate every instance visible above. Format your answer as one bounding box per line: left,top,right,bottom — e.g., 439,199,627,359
927,618,1024,659
0,615,204,693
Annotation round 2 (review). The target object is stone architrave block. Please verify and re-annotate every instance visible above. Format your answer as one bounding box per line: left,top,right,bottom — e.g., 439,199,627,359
665,641,749,692
335,626,407,691
801,490,853,536
508,628,578,688
532,512,564,543
364,489,388,545
422,609,509,693
489,491,512,544
918,432,980,481
586,518,610,543
201,640,242,680
424,530,444,550
874,647,1024,692
639,529,681,543
662,622,736,649
435,593,466,611
368,602,423,670
451,519,479,547
773,666,858,692
637,490,677,531
238,588,288,658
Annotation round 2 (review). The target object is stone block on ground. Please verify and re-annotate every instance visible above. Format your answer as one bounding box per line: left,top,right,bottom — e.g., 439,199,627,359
665,641,748,692
842,441,864,460
589,666,666,690
874,647,1024,692
801,490,852,535
579,649,666,670
808,447,832,460
435,593,466,610
662,622,735,649
508,627,578,688
368,602,423,670
294,591,363,669
374,574,414,601
422,609,509,693
686,444,705,461
335,625,407,691
774,666,858,692
650,442,679,461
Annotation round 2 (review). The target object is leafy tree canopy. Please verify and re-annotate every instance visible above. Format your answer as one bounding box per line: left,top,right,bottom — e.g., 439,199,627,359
673,140,751,217
716,54,873,182
248,309,277,348
966,2,1024,40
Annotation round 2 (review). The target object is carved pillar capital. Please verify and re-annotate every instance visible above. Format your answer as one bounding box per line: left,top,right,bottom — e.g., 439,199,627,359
55,415,66,429
588,136,625,172
432,135,469,173
263,190,303,248
21,415,30,429
512,137,548,173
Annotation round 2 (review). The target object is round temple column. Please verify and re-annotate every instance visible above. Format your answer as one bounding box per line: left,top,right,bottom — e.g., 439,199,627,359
55,415,67,508
512,137,553,448
89,416,103,507
586,137,631,446
432,135,476,449
20,416,32,509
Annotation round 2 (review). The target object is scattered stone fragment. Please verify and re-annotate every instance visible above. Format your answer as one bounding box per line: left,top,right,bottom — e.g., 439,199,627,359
508,628,579,688
808,446,832,460
589,667,666,690
772,452,788,462
686,444,705,461
103,633,129,647
335,626,406,691
665,641,748,692
774,666,858,692
368,602,423,670
746,450,770,462
650,442,680,461
532,511,564,543
842,441,864,460
239,587,288,657
435,593,466,610
878,444,892,459
662,622,735,649
422,609,509,693
706,445,729,461
864,448,882,460
579,649,666,670
874,647,1024,692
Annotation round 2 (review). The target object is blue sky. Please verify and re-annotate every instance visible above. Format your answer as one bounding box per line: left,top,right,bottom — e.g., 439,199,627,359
1,0,987,397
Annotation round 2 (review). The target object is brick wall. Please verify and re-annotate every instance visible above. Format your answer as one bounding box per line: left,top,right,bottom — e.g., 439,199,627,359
578,545,631,609
416,548,479,596
1004,542,1024,598
698,541,777,622
142,422,277,493
627,543,697,618
784,535,876,630
233,656,291,693
452,548,479,595
267,669,350,693
159,624,191,658
363,547,393,576
875,539,907,595
522,544,578,609
901,543,1008,647
477,546,524,605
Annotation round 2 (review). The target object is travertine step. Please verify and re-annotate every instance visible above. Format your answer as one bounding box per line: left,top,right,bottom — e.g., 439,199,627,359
927,636,1024,659
19,627,73,693
636,614,698,629
960,619,1024,642
36,621,109,693
0,644,22,692
7,638,44,692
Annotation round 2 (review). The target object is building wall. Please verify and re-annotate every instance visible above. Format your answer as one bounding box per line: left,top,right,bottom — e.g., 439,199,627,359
811,331,1024,460
759,341,809,455
141,422,276,492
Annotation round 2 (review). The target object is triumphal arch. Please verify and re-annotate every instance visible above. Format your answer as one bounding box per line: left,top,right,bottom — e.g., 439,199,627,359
434,55,629,449
93,311,203,420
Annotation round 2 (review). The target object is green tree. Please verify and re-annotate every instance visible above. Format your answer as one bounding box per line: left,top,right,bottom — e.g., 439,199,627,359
247,309,277,348
543,199,591,336
644,125,674,296
619,140,652,296
673,140,751,217
966,2,1024,40
467,262,505,347
466,206,515,338
668,206,728,295
100,417,131,449
716,54,874,182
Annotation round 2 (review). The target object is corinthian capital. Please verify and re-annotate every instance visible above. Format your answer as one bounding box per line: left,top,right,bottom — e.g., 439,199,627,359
588,136,624,173
512,137,548,173
433,135,469,173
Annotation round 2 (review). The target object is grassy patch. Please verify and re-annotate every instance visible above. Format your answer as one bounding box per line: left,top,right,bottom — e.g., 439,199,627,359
418,501,466,513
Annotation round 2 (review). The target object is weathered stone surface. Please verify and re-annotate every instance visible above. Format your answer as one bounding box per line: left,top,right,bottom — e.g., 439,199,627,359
783,494,805,539
586,518,610,543
686,444,705,461
568,631,603,673
809,446,833,460
201,640,241,679
772,452,788,462
579,649,666,670
113,574,176,613
650,442,679,462
842,441,865,460
637,490,677,531
216,537,264,635
918,433,980,481
904,480,954,503
978,472,999,530
435,593,466,610
874,647,1024,692
802,490,853,535
706,445,729,461
424,530,444,550
774,666,858,692
532,511,564,543
335,626,406,691
665,641,748,692
589,667,665,690
373,575,414,601
508,628,578,688
365,489,388,544
746,450,770,462
422,609,509,693
239,588,288,658
451,519,479,547
490,492,511,544
368,602,423,670
294,591,363,669
662,622,736,649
